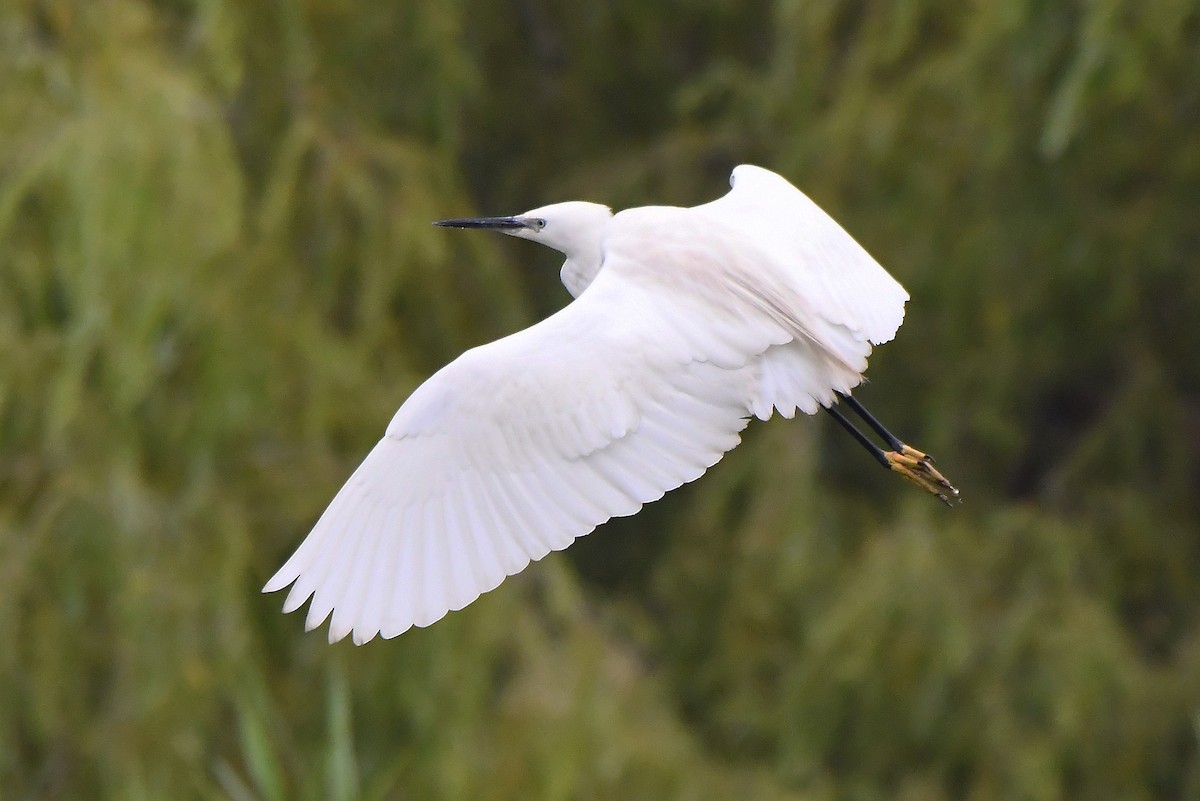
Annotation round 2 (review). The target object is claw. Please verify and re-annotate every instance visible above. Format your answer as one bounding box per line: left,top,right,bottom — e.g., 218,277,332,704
884,445,961,506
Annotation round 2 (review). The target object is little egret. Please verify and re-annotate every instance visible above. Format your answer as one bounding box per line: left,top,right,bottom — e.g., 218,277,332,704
264,165,958,644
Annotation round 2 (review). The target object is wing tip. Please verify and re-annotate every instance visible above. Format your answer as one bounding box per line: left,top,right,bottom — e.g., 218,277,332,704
262,570,295,594
866,298,908,346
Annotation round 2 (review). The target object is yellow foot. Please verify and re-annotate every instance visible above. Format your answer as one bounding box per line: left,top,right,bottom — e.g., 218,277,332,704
885,445,960,506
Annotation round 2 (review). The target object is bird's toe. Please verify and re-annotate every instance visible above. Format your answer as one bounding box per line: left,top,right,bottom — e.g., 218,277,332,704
885,445,960,506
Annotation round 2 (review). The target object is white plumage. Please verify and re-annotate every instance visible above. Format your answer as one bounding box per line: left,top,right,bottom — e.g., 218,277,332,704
264,165,909,644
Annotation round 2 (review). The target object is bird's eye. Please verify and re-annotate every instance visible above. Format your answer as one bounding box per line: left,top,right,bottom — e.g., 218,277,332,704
531,218,546,231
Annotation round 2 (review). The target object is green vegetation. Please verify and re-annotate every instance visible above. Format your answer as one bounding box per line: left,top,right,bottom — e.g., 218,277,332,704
2,1,1198,799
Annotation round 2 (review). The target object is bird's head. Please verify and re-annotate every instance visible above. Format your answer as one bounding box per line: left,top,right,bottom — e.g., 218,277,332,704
434,201,612,258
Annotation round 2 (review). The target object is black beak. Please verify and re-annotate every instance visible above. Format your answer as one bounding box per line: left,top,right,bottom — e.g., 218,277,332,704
433,216,534,230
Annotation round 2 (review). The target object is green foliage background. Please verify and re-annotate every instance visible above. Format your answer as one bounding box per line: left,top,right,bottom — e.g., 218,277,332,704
2,1,1198,799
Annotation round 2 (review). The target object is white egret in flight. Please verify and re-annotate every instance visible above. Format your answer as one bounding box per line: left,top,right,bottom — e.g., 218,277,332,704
264,165,958,644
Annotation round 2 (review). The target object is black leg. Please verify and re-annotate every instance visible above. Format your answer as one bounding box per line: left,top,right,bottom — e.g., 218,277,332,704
827,392,960,506
823,403,889,469
837,392,906,454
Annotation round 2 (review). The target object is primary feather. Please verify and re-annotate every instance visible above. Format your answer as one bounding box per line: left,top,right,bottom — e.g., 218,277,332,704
264,165,908,644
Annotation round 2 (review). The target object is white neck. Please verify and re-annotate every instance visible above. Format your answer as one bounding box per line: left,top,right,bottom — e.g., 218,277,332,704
560,250,604,297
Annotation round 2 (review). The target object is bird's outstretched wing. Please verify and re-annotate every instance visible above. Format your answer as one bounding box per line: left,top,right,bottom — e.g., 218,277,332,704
265,256,796,644
694,165,909,348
